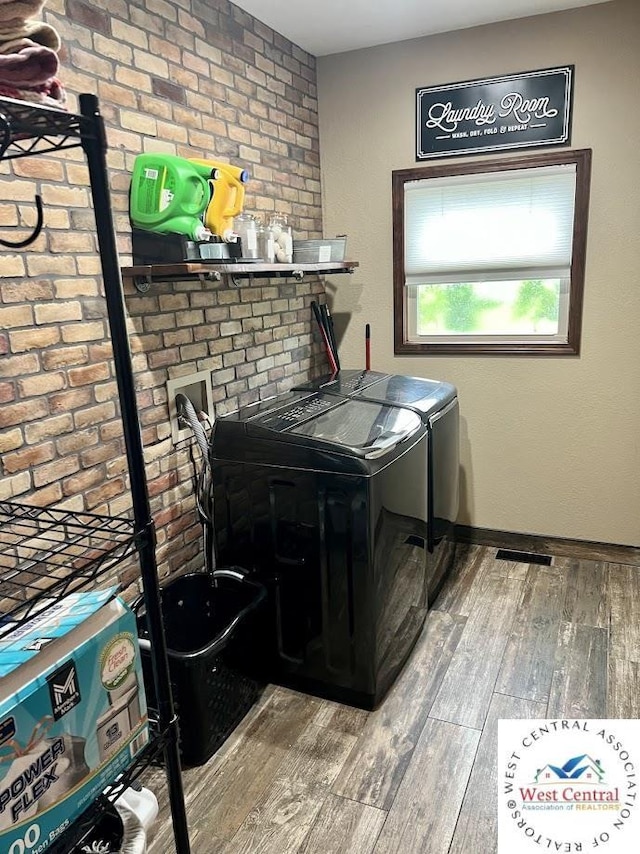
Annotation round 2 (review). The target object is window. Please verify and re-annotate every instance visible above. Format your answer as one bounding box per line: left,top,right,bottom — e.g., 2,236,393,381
392,149,591,355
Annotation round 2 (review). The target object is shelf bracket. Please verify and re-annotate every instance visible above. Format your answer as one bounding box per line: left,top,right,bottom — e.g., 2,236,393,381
133,275,152,293
199,271,221,284
133,270,222,291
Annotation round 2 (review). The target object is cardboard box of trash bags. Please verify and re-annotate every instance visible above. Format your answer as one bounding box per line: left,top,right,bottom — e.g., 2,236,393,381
0,588,148,852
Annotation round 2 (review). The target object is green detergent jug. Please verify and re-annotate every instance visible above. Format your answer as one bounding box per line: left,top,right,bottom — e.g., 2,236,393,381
129,154,215,241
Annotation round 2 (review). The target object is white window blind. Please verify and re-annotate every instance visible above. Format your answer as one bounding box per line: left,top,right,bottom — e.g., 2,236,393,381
404,164,577,286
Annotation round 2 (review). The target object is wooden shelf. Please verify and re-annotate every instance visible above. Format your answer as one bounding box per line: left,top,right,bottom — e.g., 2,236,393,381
121,260,359,291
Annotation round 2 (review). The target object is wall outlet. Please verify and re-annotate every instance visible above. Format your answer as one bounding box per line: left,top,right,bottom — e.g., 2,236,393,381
166,371,213,445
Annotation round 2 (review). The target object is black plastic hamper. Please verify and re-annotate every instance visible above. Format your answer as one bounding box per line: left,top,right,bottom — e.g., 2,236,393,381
137,568,266,766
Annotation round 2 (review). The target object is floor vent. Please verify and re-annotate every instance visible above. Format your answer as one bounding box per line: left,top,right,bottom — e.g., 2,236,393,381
495,549,552,566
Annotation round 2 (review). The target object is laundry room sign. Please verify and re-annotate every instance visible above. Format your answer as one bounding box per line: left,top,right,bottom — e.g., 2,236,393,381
415,66,573,160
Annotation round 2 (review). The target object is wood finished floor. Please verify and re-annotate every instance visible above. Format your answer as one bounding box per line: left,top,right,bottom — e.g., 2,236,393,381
145,544,640,853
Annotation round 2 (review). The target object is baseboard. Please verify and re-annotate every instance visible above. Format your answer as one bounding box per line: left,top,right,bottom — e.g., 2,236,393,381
455,525,640,566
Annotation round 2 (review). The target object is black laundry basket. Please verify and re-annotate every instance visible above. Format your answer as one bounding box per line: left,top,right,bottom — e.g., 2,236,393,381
137,568,266,766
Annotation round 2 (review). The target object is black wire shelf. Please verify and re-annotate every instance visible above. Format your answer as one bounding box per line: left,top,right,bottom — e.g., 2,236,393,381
0,96,95,160
0,92,190,852
0,500,139,638
48,720,172,854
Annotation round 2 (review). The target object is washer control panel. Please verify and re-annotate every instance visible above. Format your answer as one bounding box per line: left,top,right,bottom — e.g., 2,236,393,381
255,394,339,431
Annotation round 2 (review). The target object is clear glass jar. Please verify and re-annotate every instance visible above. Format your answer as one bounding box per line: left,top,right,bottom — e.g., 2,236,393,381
256,217,275,263
234,212,258,259
269,213,293,263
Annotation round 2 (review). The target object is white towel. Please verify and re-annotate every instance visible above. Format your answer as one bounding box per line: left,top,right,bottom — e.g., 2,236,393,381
0,0,45,25
0,19,60,50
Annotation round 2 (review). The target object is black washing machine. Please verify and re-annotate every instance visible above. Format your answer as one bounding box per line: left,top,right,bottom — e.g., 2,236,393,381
209,390,430,708
295,371,460,599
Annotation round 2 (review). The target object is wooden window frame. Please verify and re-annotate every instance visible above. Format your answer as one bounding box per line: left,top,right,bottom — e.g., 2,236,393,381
392,148,592,356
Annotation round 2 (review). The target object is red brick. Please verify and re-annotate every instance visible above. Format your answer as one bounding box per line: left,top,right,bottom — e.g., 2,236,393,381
148,348,180,369
84,477,126,510
166,511,194,539
98,80,137,108
25,414,74,444
0,377,16,401
10,328,61,352
3,443,55,474
1,280,54,303
68,0,110,35
56,427,99,455
61,321,105,343
62,467,105,496
0,305,33,328
0,427,23,454
167,541,201,574
29,483,64,506
68,363,110,386
0,399,49,428
151,77,185,103
39,185,88,208
80,440,122,468
12,158,64,181
42,346,89,370
94,381,119,402
99,422,124,442
49,388,92,413
106,457,127,478
33,456,80,488
48,233,95,255
17,373,66,397
69,46,113,78
143,424,165,444
88,343,114,361
74,402,116,430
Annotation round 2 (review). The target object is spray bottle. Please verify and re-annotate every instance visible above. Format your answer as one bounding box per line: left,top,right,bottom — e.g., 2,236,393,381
189,159,249,241
129,154,216,241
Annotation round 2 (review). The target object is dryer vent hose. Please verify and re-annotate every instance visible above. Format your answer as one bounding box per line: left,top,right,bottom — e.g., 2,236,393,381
175,392,216,572
175,393,210,461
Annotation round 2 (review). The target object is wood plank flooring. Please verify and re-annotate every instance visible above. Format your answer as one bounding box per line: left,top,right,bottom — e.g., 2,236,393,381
145,544,640,853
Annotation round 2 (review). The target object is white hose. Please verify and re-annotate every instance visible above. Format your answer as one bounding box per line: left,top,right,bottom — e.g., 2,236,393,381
116,805,147,853
175,393,216,572
115,786,158,853
175,393,210,461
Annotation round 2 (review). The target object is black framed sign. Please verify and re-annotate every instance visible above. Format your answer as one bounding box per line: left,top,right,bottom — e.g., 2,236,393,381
416,66,573,161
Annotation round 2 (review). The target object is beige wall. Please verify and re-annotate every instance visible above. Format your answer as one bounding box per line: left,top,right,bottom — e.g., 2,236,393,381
317,0,640,547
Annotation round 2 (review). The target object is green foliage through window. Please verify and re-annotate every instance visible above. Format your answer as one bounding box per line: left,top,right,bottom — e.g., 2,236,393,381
416,279,561,336
512,280,560,330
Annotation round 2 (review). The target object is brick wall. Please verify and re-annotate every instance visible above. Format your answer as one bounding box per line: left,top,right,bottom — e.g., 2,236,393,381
0,0,329,588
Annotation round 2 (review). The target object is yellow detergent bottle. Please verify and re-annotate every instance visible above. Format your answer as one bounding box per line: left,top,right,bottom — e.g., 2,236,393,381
130,154,216,241
189,159,249,241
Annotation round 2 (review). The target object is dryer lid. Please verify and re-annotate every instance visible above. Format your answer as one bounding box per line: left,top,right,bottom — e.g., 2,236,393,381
354,375,457,415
